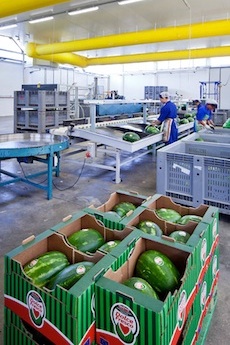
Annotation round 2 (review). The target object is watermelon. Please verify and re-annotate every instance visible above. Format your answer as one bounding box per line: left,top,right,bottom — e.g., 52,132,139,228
122,132,140,142
99,240,121,253
180,119,189,125
177,214,203,225
135,250,180,297
136,220,162,236
68,228,105,253
104,211,122,220
156,208,181,223
46,261,94,290
23,251,69,288
195,137,204,141
169,230,191,244
145,125,160,135
112,201,136,217
187,117,194,122
123,277,159,299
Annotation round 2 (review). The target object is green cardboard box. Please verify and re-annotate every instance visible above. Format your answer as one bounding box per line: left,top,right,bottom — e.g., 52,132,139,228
4,230,115,345
95,232,200,345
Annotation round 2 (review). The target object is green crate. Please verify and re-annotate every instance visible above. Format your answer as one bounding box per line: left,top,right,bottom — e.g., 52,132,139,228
84,190,150,230
95,231,200,345
4,230,115,345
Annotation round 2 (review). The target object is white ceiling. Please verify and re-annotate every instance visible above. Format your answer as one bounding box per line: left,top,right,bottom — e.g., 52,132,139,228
1,0,230,59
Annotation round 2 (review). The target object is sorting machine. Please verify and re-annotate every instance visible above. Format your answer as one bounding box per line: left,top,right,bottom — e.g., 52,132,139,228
52,100,194,183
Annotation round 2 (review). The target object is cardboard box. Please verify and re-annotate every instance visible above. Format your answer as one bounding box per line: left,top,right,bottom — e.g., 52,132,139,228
4,229,114,345
95,232,199,345
84,190,151,230
51,211,135,256
182,242,219,345
137,194,219,258
4,322,37,345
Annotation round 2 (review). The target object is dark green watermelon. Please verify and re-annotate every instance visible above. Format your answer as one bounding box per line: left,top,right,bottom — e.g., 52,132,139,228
136,220,162,236
122,132,140,142
23,251,70,288
123,277,159,299
169,230,191,244
46,261,94,290
180,119,189,125
177,214,202,225
99,240,121,253
145,125,160,134
112,202,136,217
156,208,181,223
135,250,180,297
68,228,105,253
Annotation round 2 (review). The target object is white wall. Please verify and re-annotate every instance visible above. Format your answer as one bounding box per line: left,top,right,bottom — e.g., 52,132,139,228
108,67,230,109
0,62,23,116
1,61,230,117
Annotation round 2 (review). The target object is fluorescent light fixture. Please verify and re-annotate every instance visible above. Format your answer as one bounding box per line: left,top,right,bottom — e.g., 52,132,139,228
29,16,54,24
118,0,144,5
0,24,17,30
68,6,99,15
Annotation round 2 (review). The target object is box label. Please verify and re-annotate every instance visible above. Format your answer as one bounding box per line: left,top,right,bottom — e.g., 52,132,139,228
111,303,139,344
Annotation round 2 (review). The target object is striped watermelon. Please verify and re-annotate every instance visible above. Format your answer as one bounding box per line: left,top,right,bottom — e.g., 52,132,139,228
23,251,69,288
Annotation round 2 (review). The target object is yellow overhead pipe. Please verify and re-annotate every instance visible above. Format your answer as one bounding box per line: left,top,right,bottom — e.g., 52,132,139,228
0,0,70,18
29,46,230,67
87,46,230,65
28,19,230,56
29,51,88,68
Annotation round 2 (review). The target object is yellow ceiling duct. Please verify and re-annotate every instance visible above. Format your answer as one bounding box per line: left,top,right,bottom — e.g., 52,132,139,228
87,46,230,65
0,0,69,18
29,46,230,67
30,51,88,68
28,19,230,56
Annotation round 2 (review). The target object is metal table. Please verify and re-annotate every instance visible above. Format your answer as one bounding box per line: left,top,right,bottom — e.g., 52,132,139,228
0,133,69,199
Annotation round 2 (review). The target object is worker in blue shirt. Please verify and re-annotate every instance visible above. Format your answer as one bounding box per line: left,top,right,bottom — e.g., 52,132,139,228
192,99,202,111
152,92,178,144
194,99,217,131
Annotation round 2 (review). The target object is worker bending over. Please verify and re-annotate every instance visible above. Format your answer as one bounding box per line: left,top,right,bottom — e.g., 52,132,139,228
194,99,217,131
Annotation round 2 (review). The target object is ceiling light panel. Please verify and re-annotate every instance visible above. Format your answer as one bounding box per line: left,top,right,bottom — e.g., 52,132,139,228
0,24,17,30
118,0,144,5
29,16,54,24
68,6,99,15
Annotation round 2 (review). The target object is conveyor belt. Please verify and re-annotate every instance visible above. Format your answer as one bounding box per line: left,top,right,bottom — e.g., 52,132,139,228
67,122,194,183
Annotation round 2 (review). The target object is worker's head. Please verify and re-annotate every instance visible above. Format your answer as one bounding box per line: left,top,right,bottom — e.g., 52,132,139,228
205,99,218,110
159,92,169,103
192,99,200,106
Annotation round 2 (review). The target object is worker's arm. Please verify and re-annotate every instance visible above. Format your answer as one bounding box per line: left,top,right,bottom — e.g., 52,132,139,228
151,119,161,126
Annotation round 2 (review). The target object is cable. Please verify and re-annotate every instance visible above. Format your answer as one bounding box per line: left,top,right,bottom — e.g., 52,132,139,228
18,154,86,191
52,157,86,191
18,161,48,184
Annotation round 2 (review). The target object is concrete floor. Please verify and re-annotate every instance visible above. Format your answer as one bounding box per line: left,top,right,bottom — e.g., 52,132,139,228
0,116,229,345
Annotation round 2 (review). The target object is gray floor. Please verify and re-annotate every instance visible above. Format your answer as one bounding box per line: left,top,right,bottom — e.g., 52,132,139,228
0,116,229,345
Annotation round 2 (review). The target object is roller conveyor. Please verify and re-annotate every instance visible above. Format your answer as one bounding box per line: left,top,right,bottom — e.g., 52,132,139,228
0,133,69,199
